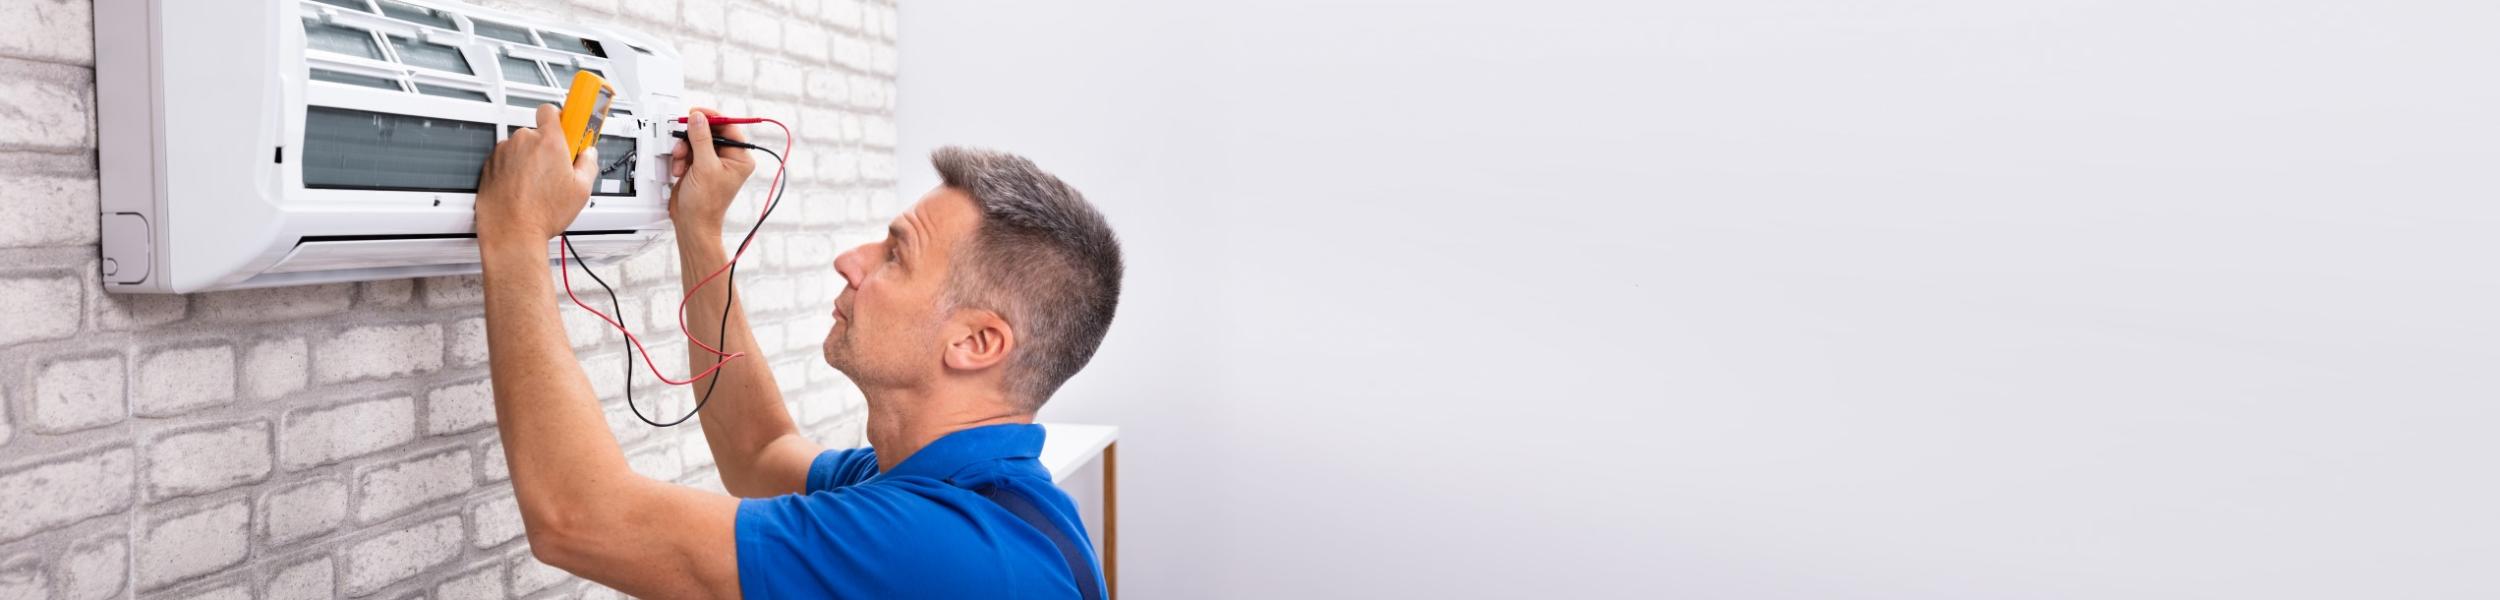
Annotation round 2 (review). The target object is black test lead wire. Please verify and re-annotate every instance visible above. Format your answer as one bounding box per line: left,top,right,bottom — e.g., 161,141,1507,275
560,130,789,427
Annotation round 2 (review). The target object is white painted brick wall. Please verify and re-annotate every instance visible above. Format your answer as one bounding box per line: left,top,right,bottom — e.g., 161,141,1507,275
260,479,348,545
0,0,94,65
0,174,97,248
89,280,186,331
0,388,12,448
728,6,783,50
136,497,250,590
421,274,485,307
477,439,510,483
187,583,249,600
241,337,309,400
342,516,461,595
134,344,237,416
448,316,490,368
0,62,92,150
0,273,80,347
59,534,126,600
0,0,892,596
263,556,332,600
435,565,504,598
352,447,474,522
0,558,47,599
28,354,122,433
194,283,352,323
505,552,569,597
280,396,418,470
468,494,524,549
314,324,446,384
0,448,134,543
425,378,496,435
361,279,414,307
144,420,273,500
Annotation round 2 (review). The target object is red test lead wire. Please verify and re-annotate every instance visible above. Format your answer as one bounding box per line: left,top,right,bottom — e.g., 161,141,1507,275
554,117,794,392
668,118,792,357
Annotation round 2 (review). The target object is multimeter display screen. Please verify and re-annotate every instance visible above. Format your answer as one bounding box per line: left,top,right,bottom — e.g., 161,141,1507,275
581,88,611,147
303,106,495,193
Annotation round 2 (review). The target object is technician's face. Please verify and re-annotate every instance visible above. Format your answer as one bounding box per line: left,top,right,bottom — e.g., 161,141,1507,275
824,188,981,388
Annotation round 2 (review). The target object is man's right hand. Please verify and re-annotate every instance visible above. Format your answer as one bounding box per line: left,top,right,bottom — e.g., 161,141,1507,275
667,108,758,233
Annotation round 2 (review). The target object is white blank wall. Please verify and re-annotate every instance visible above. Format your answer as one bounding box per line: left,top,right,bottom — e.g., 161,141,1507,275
896,1,2500,597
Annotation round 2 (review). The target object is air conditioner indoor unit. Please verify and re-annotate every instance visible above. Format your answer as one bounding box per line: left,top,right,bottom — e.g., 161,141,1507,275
97,0,686,293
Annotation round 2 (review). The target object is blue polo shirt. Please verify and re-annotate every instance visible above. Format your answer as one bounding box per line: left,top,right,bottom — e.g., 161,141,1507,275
734,423,1105,598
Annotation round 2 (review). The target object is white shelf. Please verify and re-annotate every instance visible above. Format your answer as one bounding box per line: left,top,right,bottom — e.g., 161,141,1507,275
1038,423,1118,483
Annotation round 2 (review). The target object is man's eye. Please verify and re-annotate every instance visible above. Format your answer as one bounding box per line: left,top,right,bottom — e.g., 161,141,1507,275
885,245,898,263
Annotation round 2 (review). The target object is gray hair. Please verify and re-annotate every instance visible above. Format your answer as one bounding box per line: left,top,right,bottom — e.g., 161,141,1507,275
932,147,1124,411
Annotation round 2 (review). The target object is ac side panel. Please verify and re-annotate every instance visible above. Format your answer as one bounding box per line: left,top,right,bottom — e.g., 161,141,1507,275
160,0,289,293
94,0,160,290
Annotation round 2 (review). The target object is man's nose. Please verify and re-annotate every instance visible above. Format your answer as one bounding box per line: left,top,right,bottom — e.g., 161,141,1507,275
832,244,867,289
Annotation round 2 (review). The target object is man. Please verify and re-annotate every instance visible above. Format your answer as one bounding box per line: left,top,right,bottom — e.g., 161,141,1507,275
472,105,1121,598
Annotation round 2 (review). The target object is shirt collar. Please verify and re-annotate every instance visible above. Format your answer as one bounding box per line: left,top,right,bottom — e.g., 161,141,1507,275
876,423,1046,482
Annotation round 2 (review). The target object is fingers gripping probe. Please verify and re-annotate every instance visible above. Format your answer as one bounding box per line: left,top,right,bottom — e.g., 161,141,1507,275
672,130,770,153
672,116,768,125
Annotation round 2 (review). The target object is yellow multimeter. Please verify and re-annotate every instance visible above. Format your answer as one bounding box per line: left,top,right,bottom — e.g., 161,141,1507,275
558,70,613,161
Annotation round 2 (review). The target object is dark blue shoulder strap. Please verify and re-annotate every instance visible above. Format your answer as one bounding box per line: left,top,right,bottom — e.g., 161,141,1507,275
979,487,1107,600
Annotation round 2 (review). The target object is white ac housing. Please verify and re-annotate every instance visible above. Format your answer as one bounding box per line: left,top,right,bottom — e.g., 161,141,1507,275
97,0,685,293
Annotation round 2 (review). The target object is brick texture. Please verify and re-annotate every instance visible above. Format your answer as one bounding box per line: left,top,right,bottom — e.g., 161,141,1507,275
58,534,126,600
0,59,92,150
194,284,352,323
343,516,461,595
0,447,133,543
28,354,123,433
183,583,249,600
280,396,418,470
0,0,93,66
0,272,81,347
264,556,333,600
135,497,250,590
469,494,524,549
425,378,496,435
0,0,890,596
144,420,273,500
353,448,474,523
314,324,446,384
0,173,97,248
434,566,504,599
242,337,309,400
134,344,236,416
0,557,47,600
261,479,348,546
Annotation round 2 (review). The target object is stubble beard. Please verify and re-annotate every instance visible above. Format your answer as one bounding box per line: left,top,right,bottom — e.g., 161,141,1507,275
825,313,865,370
822,322,856,374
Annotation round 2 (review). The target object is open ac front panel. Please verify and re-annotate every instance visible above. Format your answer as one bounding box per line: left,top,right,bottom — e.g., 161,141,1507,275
97,0,688,293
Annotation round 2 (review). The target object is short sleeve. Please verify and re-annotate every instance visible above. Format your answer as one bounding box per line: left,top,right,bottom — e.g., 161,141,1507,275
804,446,880,493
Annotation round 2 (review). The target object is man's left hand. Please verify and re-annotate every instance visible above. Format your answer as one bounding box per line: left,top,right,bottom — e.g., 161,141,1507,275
477,104,600,250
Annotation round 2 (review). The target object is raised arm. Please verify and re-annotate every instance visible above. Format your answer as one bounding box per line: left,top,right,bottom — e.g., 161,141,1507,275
669,109,827,497
475,105,741,598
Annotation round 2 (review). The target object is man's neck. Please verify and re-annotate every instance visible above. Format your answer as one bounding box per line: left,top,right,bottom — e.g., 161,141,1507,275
861,387,1029,472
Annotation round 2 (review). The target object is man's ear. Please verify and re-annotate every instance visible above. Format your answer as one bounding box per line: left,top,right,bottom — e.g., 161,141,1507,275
943,309,1014,372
